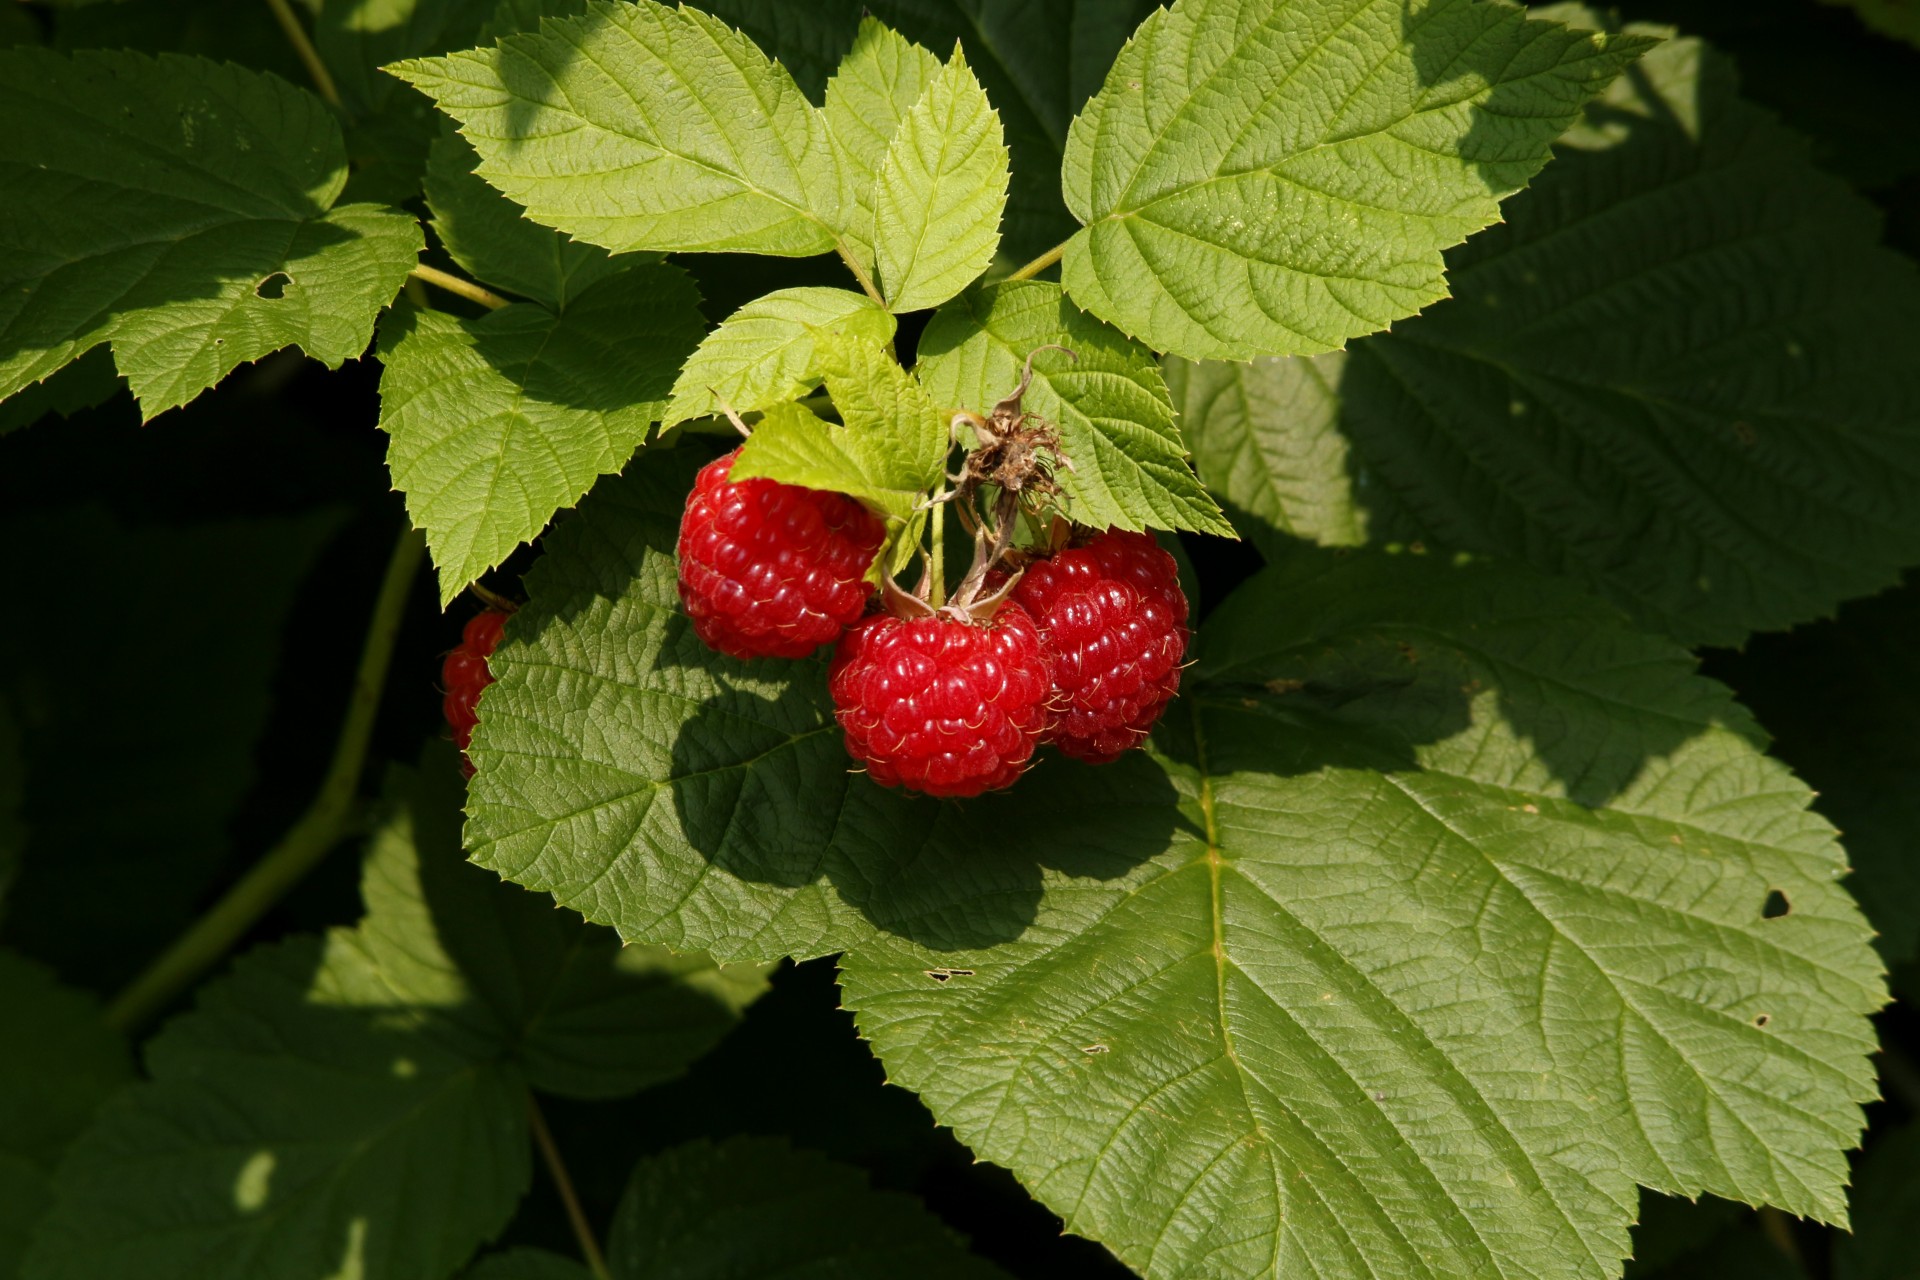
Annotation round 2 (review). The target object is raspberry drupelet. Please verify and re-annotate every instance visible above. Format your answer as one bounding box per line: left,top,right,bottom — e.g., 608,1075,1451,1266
1012,529,1190,763
442,608,508,774
677,449,886,660
828,605,1051,798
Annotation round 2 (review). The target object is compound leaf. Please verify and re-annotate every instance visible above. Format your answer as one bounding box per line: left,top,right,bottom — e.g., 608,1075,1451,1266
822,19,944,274
0,49,422,418
663,286,895,428
1058,0,1655,359
424,130,625,312
0,954,131,1277
390,2,843,257
870,53,1008,313
1170,18,1920,645
915,281,1229,535
608,1137,1009,1279
836,546,1883,1280
377,264,704,607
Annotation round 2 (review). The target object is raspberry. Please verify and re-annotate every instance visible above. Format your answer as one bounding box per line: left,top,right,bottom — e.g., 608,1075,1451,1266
828,605,1051,798
1011,530,1190,764
442,609,508,773
677,449,885,660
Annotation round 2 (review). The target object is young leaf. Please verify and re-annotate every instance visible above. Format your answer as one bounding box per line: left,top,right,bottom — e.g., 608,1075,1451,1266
663,286,896,428
608,1138,1010,1279
0,954,131,1277
389,2,843,257
821,19,945,274
1057,0,1656,359
0,50,423,419
424,130,624,312
728,335,948,523
376,264,705,607
1169,17,1920,645
838,545,1883,1280
870,53,1009,313
915,281,1230,535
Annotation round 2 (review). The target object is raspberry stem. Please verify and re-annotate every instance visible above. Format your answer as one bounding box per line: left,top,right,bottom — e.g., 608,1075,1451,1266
103,522,427,1034
928,499,946,609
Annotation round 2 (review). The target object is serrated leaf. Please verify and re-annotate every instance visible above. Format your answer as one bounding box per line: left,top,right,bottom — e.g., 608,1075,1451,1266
865,0,1159,261
349,746,770,1099
390,2,843,257
663,286,895,428
1713,581,1920,964
1168,21,1920,645
836,545,1883,1280
24,936,529,1280
424,130,625,312
0,508,339,989
0,349,124,438
822,19,945,274
1056,0,1655,359
729,335,947,523
916,281,1229,535
608,1137,1010,1279
686,0,864,99
377,264,704,607
0,953,131,1277
0,49,422,418
468,1249,593,1280
870,53,1008,313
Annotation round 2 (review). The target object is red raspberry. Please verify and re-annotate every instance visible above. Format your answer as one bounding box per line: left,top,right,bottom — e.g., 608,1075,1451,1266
1011,530,1190,764
442,609,508,772
677,450,885,660
828,605,1050,798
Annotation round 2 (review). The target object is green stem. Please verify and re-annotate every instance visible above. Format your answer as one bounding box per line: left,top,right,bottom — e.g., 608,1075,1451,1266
409,264,510,311
264,0,343,110
529,1096,613,1280
1006,240,1068,282
928,500,946,609
834,241,887,308
104,524,426,1034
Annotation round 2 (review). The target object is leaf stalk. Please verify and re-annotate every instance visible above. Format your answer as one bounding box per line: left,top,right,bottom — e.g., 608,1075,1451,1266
408,265,511,311
529,1096,613,1280
103,523,426,1034
1006,240,1068,282
263,0,343,111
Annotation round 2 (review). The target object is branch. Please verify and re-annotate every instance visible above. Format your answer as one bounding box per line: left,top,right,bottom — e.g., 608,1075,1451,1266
104,523,426,1034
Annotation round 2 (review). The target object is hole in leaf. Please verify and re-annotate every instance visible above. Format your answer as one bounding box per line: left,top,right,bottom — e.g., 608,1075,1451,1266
1762,889,1790,919
255,272,291,299
1753,1013,1771,1028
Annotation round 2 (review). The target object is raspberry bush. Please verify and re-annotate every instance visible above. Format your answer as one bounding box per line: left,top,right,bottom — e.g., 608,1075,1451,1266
4,2,1920,1279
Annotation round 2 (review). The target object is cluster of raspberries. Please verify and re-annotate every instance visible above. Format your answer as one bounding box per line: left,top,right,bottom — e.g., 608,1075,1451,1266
675,449,1190,798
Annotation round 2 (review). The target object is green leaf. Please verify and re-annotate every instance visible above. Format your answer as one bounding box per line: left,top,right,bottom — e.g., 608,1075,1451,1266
348,746,770,1099
1057,0,1655,359
663,286,895,429
865,0,1160,262
424,130,625,312
24,937,530,1280
1168,19,1920,645
0,349,123,439
390,2,843,257
0,508,340,989
0,50,423,418
822,19,945,276
468,1249,593,1280
0,953,131,1277
686,0,864,100
1712,581,1920,964
915,281,1229,535
607,1137,1010,1279
1835,1124,1920,1280
834,545,1883,1280
729,334,948,523
870,53,1009,313
1818,0,1920,48
376,264,705,607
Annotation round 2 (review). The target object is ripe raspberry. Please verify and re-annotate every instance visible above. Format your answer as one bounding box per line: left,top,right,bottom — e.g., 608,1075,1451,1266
677,450,885,660
442,609,508,772
1011,530,1190,764
829,605,1050,798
